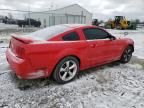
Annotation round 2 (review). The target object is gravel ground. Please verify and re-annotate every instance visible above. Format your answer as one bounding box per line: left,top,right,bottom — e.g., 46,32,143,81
0,29,144,108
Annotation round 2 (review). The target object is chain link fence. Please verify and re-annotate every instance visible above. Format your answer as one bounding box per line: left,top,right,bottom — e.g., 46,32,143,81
25,12,86,27
0,9,86,28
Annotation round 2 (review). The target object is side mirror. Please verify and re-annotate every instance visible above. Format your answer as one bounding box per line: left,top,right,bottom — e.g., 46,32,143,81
124,32,128,36
109,35,116,40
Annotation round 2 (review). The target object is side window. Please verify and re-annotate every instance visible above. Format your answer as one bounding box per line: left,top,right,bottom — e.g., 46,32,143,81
62,32,80,41
83,28,109,40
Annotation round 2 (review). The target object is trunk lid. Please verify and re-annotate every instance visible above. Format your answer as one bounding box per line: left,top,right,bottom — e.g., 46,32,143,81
10,34,34,58
11,34,34,44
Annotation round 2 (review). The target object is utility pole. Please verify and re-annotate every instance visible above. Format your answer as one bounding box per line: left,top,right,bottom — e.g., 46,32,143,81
28,3,31,27
81,11,83,24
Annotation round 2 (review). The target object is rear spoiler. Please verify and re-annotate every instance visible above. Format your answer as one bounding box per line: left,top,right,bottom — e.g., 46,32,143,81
11,33,33,44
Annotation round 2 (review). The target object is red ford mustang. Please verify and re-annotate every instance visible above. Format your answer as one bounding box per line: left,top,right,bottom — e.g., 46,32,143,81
6,24,134,83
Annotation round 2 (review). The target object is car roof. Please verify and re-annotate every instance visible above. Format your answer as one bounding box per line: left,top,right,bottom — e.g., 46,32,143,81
62,24,92,29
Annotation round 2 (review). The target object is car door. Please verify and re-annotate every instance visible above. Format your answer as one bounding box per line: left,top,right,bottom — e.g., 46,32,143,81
83,28,118,65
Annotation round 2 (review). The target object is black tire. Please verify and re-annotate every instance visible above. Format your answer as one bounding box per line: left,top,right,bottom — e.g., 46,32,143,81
19,24,22,27
53,56,79,84
121,27,124,30
120,46,133,63
111,25,114,29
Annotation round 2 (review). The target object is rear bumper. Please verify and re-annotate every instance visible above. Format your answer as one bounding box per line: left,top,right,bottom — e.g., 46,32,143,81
6,48,46,79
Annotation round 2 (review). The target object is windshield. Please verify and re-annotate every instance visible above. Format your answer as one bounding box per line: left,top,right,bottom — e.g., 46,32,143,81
24,25,72,40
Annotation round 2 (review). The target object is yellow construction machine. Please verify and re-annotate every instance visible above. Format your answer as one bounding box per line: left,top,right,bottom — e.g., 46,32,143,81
105,16,136,30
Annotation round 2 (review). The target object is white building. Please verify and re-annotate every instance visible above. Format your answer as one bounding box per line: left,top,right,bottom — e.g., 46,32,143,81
26,4,92,27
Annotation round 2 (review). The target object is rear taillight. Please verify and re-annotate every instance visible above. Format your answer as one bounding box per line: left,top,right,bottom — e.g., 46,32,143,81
16,47,25,58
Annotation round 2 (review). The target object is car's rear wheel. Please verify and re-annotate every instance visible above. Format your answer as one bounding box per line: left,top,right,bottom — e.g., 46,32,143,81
53,56,79,84
120,46,133,63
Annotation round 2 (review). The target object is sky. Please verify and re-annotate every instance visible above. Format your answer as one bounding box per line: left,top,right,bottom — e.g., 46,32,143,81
0,0,144,21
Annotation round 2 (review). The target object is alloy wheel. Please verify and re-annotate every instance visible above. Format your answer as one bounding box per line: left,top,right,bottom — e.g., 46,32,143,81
59,60,77,81
123,48,132,62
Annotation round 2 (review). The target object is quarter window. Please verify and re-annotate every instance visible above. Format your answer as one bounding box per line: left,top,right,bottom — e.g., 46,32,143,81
83,28,109,40
62,32,80,41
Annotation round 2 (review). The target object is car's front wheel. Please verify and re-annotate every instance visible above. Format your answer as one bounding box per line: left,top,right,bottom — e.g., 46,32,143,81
53,56,79,84
120,46,133,63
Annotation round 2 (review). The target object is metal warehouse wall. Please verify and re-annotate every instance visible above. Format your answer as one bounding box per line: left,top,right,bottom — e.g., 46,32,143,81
28,12,86,27
50,14,86,26
27,4,92,27
50,4,92,25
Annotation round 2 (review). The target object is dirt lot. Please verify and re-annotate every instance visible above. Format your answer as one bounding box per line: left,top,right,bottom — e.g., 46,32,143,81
0,28,144,108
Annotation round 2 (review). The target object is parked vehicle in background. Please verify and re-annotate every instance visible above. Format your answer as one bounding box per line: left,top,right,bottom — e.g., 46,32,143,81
17,18,41,27
1,16,41,27
92,19,99,26
6,24,134,84
2,16,17,25
105,16,136,30
7,19,17,24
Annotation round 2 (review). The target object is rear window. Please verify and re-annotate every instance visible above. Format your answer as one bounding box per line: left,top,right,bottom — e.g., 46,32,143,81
24,25,72,40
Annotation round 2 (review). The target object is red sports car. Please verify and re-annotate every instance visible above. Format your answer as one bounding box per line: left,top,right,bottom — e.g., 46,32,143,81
6,24,134,83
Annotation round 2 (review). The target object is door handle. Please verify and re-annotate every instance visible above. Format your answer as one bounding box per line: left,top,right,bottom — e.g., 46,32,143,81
90,44,96,48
